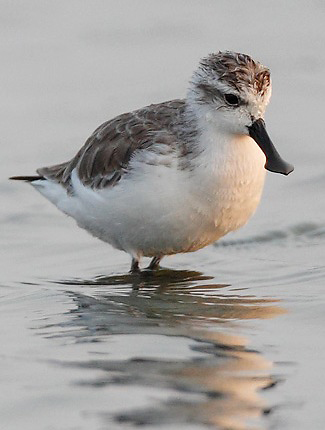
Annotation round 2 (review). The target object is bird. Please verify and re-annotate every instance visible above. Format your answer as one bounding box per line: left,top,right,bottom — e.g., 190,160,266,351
10,51,294,273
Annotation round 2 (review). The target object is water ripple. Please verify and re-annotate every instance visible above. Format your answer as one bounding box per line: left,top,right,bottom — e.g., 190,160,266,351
216,222,324,249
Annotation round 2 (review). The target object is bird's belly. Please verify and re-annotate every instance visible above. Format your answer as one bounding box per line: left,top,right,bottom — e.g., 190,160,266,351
213,192,262,235
69,183,263,257
57,158,265,256
71,192,216,257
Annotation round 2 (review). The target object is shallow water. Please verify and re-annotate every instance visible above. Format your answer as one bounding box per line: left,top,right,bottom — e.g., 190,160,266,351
1,1,325,429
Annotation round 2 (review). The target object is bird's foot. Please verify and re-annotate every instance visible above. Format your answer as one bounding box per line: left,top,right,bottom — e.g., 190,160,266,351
130,258,140,273
146,256,162,271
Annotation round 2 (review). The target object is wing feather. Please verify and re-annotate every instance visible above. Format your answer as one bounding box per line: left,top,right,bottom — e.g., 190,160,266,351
37,99,187,191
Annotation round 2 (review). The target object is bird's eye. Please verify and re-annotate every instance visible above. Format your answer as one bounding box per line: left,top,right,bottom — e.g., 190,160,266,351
224,93,239,106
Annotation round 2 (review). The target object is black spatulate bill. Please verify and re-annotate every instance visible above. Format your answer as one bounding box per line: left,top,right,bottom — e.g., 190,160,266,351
248,118,294,175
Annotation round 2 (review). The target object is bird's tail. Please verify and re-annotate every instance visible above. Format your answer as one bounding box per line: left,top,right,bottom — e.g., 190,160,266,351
10,175,66,208
9,175,44,182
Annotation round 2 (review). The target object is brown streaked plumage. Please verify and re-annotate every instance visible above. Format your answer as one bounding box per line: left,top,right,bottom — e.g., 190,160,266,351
198,51,271,95
37,99,197,191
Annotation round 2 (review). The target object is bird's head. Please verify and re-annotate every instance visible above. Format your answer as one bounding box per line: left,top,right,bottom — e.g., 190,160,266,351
188,51,293,175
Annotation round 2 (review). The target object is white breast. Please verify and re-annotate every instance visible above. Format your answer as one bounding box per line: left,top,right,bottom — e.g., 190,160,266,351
187,126,266,238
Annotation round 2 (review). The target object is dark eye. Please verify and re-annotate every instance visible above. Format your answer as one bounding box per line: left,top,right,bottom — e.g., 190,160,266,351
224,93,239,106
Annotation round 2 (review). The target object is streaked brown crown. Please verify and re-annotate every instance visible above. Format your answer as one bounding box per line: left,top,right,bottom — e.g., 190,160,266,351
198,51,270,95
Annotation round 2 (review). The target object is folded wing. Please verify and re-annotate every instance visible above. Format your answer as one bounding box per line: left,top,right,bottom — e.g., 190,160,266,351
37,100,186,191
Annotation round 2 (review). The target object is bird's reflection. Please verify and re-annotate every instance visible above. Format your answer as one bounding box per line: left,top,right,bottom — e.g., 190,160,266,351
53,269,285,430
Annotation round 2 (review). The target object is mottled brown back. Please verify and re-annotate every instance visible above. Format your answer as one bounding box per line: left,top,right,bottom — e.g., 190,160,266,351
37,100,189,191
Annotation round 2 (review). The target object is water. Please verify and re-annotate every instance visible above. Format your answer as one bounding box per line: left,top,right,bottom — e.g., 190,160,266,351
1,1,325,429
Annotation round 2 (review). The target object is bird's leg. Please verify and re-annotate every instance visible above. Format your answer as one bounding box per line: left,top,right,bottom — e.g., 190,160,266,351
147,256,163,270
130,257,140,273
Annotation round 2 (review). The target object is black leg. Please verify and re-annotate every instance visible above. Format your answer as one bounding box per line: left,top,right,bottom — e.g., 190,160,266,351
147,256,162,270
130,258,140,273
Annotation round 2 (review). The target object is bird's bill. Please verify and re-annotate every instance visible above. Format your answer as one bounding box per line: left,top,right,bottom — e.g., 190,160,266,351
248,118,294,175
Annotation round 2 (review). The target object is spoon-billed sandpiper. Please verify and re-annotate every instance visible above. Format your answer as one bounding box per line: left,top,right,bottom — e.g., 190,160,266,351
11,51,293,272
